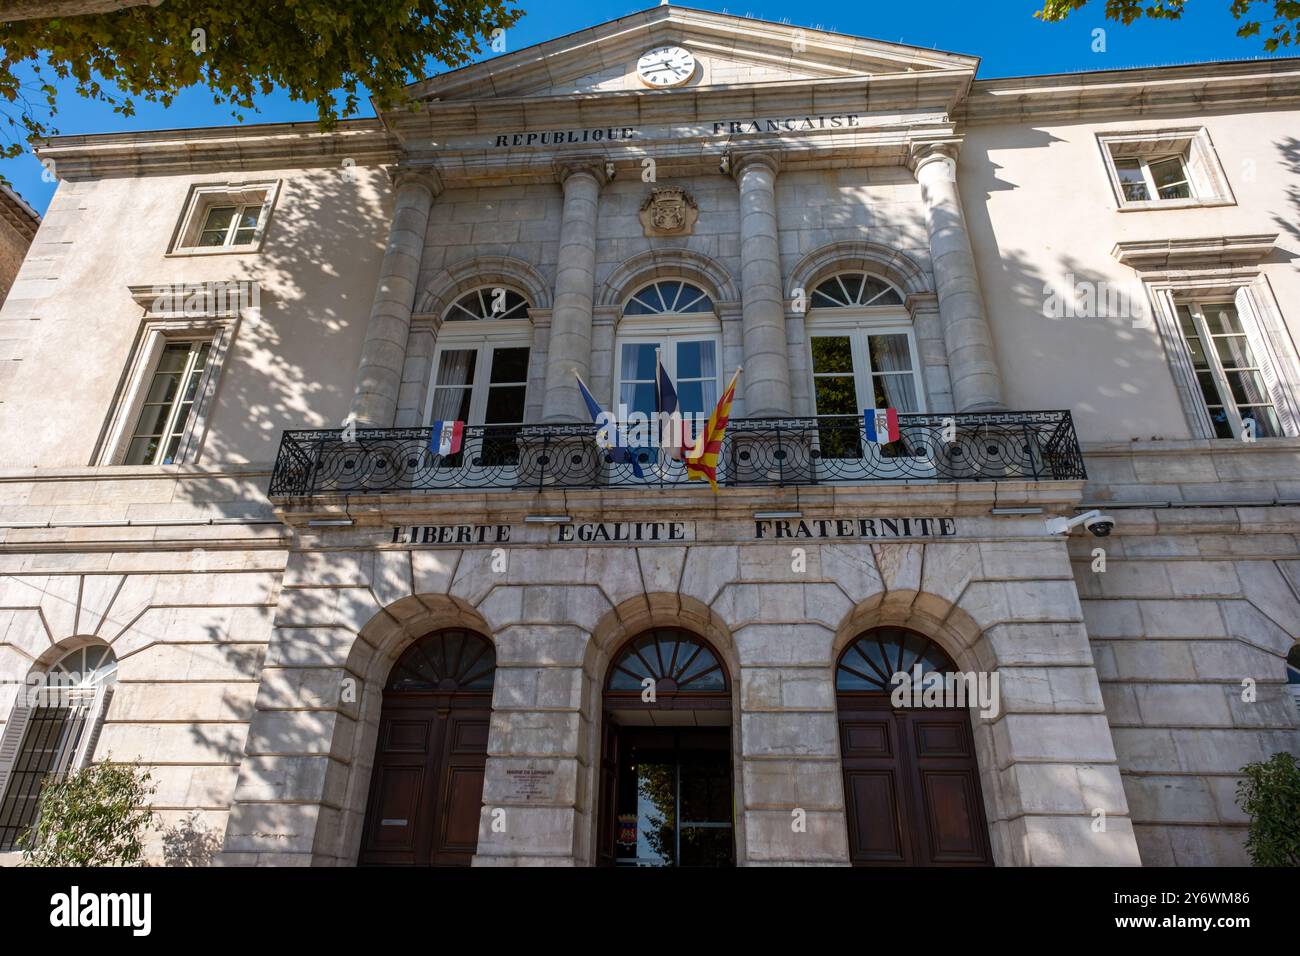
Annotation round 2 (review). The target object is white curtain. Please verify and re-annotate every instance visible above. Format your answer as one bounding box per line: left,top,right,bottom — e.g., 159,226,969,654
431,349,475,422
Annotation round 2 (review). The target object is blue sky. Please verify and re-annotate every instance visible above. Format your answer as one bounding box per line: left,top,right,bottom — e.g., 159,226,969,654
2,0,1290,212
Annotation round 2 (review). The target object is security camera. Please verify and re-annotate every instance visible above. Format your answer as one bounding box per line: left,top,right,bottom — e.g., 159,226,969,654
1084,513,1115,538
1045,509,1116,538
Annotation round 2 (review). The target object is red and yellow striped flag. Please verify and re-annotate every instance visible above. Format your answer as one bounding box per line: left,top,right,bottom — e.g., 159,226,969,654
685,367,741,492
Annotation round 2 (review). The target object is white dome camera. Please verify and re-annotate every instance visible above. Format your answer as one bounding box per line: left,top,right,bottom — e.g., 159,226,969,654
1045,509,1116,538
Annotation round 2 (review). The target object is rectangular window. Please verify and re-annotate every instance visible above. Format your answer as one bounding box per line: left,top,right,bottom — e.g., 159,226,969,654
169,182,277,255
809,327,922,459
427,342,530,467
1177,302,1281,439
124,340,213,465
1099,129,1233,210
196,204,263,248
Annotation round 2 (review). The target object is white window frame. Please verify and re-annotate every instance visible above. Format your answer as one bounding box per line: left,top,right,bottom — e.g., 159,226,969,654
613,317,723,415
1176,299,1285,440
423,318,533,427
95,284,250,467
1113,154,1194,204
168,180,280,256
1098,128,1234,211
805,302,931,479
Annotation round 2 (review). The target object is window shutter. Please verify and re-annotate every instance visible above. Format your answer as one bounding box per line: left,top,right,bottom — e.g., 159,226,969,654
1157,289,1215,439
1234,287,1298,438
72,685,114,770
0,702,34,807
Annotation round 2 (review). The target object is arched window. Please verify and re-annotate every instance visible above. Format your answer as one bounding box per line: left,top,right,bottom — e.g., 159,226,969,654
427,286,532,437
0,644,119,851
606,629,727,695
617,281,720,416
623,280,715,316
806,271,922,458
386,629,496,692
811,272,905,309
445,287,531,322
836,627,957,694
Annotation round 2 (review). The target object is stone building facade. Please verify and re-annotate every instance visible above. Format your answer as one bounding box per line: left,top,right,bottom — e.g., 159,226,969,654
0,184,40,309
0,6,1297,867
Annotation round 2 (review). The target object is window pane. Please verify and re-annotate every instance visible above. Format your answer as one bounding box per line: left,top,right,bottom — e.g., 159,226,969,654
811,336,853,374
156,343,191,373
1195,371,1225,405
619,381,656,414
1186,335,1209,369
1202,304,1244,335
238,205,262,229
1214,335,1256,368
485,384,527,424
676,340,709,379
1114,159,1150,201
867,334,913,373
489,347,529,384
1239,405,1281,438
621,343,658,382
678,380,705,413
202,206,236,230
1225,370,1270,406
161,434,184,465
125,436,159,465
144,372,180,404
434,349,477,388
1150,157,1191,199
133,403,173,438
431,387,473,423
813,376,857,417
872,374,918,414
1207,407,1234,438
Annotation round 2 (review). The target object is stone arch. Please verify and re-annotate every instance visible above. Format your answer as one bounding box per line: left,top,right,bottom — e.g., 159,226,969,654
830,590,1005,865
788,240,933,300
576,593,745,866
597,248,739,310
329,594,495,866
415,255,553,317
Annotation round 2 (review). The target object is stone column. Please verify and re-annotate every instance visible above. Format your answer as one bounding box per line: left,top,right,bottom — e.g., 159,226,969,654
732,151,793,417
348,166,441,427
911,142,1005,413
540,162,606,423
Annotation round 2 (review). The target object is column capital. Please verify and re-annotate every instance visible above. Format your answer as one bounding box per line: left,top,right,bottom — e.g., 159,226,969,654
908,138,962,176
389,163,443,197
554,156,613,188
728,149,782,181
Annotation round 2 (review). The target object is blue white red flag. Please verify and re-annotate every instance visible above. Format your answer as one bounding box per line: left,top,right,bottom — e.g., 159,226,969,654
864,408,900,444
430,420,464,456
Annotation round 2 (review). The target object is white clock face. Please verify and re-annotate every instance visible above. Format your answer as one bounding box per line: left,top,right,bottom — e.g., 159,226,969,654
637,45,696,88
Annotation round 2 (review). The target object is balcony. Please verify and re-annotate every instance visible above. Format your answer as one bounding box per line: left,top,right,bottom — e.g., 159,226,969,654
268,411,1086,498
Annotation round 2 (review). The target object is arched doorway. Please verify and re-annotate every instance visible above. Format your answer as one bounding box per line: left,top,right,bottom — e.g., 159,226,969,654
597,628,734,867
358,628,495,866
836,627,992,866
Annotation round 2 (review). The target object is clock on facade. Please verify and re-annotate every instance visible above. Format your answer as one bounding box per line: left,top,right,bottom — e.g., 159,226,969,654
636,45,696,88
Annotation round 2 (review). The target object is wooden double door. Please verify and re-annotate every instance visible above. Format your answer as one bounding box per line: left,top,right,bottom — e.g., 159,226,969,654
358,694,490,866
838,698,992,866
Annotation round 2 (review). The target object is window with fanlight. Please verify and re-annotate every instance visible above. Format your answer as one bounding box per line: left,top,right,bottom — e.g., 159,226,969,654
616,280,720,418
426,286,533,467
806,272,923,459
0,645,119,851
836,627,957,695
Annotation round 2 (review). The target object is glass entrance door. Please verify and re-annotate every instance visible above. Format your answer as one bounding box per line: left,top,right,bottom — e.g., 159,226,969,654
610,727,734,867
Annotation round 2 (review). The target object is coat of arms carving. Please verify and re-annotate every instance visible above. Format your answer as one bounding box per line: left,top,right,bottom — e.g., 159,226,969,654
639,186,699,237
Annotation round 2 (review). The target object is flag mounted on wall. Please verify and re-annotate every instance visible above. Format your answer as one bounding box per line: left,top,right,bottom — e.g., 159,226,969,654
864,407,900,444
685,367,741,492
430,420,464,456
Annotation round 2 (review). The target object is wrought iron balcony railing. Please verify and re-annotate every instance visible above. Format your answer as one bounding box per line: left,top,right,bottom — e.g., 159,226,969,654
268,411,1085,498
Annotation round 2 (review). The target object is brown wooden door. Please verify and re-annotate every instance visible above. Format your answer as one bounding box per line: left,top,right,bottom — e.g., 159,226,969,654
358,695,490,866
839,698,991,867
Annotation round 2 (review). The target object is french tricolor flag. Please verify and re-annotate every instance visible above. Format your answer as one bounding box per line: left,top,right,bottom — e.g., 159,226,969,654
430,420,464,456
864,407,900,444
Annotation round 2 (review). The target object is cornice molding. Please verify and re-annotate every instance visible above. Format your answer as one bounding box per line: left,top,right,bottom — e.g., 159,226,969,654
958,57,1300,125
35,119,398,180
1111,233,1279,271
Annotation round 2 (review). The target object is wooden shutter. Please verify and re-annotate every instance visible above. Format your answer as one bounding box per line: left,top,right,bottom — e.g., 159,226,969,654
1234,287,1299,438
0,702,34,807
72,685,114,769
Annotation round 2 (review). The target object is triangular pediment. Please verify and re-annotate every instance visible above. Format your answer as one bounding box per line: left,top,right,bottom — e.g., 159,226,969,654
405,4,979,103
